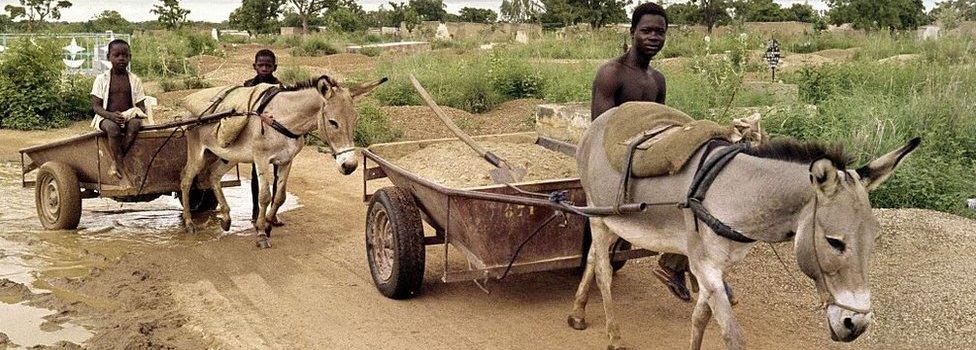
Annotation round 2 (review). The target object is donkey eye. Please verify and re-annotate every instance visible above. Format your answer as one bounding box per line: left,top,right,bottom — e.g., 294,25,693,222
825,237,846,253
328,119,339,128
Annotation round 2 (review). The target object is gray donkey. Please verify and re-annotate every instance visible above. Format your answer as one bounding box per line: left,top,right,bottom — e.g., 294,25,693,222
570,108,920,349
179,75,385,247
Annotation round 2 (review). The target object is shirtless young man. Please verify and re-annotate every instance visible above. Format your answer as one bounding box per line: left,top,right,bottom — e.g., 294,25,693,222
590,2,711,303
90,39,147,180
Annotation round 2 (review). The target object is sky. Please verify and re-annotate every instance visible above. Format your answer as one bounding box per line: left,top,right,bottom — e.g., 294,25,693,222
0,0,942,23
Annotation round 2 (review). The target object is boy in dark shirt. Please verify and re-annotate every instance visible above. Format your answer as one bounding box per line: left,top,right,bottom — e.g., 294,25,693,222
244,49,282,223
90,39,147,179
244,49,281,87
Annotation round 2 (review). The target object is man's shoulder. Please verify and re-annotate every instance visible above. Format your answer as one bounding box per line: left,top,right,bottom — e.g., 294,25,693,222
596,58,625,75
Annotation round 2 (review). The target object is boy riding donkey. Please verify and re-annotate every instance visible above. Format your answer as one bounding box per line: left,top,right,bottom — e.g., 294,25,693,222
90,39,148,182
589,2,735,304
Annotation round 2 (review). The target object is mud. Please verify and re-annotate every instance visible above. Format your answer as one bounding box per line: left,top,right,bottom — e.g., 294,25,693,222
393,141,578,188
0,158,297,348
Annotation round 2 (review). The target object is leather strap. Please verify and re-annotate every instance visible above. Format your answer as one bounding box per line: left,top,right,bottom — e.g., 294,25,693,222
686,142,757,243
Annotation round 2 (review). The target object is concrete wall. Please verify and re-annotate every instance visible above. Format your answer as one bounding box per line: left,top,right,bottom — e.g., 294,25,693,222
411,21,543,42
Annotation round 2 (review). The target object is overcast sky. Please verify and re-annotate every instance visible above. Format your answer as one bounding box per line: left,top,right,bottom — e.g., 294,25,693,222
0,0,941,23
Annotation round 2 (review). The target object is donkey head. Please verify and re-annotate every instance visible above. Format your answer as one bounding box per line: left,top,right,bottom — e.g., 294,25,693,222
793,137,920,342
314,75,387,175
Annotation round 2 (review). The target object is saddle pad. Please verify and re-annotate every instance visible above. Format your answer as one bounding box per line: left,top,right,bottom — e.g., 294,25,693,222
181,83,277,147
603,102,734,177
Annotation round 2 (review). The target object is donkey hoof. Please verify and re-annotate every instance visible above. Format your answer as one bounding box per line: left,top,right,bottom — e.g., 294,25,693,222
219,217,231,231
269,218,285,227
607,345,629,350
185,225,196,235
256,238,272,249
567,316,587,330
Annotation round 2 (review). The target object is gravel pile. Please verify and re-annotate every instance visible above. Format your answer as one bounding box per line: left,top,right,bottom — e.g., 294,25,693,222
393,141,578,188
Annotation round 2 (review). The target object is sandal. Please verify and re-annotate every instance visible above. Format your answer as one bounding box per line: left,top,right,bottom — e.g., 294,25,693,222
653,268,691,302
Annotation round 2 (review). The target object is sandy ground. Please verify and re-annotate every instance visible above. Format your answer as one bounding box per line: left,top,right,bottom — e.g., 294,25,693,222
4,134,975,348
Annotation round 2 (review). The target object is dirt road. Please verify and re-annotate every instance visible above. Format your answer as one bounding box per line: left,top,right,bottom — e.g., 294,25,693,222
3,146,965,350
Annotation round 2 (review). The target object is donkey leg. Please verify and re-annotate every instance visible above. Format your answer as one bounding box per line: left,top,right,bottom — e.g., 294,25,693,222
699,268,743,350
179,147,208,235
569,222,600,331
206,159,235,232
689,280,713,350
590,218,627,350
252,160,274,248
266,162,292,227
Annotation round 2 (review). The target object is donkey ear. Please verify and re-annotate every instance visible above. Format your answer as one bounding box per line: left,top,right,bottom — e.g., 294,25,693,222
855,137,921,191
810,158,841,197
350,77,388,98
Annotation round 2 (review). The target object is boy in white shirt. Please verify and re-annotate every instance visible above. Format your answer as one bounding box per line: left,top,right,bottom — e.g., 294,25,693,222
90,39,146,179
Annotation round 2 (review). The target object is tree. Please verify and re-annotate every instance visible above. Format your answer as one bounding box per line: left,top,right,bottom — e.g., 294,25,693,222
86,10,132,33
409,0,447,21
151,0,190,30
537,0,629,28
500,0,542,23
387,1,421,30
4,0,72,31
730,0,785,22
229,0,285,34
459,7,498,23
692,0,730,33
288,0,335,33
827,0,924,31
785,3,817,22
931,0,976,26
323,0,368,31
0,14,12,32
665,2,702,25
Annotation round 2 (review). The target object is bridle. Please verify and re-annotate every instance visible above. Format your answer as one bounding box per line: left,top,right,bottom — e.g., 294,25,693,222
808,191,874,315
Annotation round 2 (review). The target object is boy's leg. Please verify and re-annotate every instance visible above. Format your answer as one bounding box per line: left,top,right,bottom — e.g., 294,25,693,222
122,117,142,155
99,119,124,179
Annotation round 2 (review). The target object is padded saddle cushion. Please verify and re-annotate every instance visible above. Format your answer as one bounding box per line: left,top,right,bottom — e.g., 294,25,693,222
182,83,277,147
602,102,734,177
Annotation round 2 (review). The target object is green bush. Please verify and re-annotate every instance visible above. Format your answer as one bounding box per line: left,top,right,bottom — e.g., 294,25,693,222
131,31,219,79
159,75,212,92
359,47,382,57
291,36,339,57
277,66,312,86
0,38,87,130
354,98,402,146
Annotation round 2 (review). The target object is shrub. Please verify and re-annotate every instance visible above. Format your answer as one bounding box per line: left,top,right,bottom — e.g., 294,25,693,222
291,35,339,57
359,47,382,57
354,98,402,146
0,39,72,129
131,31,219,79
159,75,212,92
277,66,312,86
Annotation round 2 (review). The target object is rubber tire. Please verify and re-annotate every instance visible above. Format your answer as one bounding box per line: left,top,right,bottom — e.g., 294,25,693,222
580,222,629,273
35,162,82,230
366,187,425,299
188,188,219,213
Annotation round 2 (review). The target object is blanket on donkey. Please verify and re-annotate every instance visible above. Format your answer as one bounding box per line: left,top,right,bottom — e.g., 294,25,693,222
602,102,735,177
181,83,277,147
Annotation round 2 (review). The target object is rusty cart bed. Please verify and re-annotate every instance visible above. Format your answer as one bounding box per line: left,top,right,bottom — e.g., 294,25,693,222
20,127,240,230
362,132,651,299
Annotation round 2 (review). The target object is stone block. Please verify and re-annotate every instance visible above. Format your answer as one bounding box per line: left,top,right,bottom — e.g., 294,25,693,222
535,103,590,143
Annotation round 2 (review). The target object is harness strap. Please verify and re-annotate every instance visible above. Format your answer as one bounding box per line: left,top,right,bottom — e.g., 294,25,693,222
685,142,757,243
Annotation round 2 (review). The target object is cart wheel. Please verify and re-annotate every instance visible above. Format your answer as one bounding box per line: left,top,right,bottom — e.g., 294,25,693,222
188,188,218,213
366,187,424,299
35,162,82,230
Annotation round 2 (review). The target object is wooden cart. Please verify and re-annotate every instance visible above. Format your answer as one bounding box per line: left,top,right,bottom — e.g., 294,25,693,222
20,127,240,230
362,132,650,299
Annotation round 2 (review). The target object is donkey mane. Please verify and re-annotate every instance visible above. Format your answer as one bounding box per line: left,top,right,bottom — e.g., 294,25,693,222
280,75,339,93
742,138,853,169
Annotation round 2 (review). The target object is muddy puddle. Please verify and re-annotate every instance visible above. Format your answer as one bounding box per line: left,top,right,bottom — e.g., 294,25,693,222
0,162,299,347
